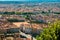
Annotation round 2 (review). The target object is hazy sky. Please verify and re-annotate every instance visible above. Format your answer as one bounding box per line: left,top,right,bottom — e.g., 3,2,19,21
0,0,59,1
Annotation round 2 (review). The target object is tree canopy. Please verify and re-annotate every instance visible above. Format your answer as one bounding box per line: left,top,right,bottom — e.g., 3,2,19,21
36,20,60,40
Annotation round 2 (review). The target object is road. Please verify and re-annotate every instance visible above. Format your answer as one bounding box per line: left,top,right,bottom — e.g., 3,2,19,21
19,31,36,40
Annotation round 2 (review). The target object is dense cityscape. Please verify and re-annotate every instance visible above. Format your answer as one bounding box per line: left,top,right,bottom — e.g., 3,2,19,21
0,1,60,40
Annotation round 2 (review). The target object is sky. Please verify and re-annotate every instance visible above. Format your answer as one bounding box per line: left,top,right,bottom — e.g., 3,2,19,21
0,0,60,2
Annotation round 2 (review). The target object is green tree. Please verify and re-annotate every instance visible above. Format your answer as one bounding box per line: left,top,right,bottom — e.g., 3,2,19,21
36,20,60,40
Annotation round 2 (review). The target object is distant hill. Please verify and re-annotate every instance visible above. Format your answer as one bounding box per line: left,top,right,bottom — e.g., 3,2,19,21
0,1,41,4
0,1,60,4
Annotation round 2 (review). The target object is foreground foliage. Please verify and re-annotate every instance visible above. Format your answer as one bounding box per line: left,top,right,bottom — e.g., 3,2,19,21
36,20,60,40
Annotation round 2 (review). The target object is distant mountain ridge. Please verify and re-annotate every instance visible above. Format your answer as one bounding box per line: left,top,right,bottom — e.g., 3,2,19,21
0,1,40,4
0,1,60,4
